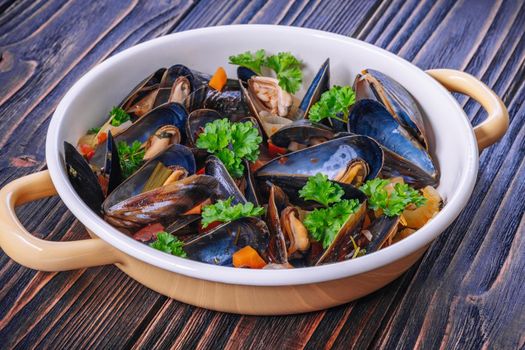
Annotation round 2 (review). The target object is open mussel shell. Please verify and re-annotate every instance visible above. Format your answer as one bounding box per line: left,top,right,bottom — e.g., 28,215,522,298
91,102,188,169
205,156,247,204
299,58,330,119
102,144,207,228
266,185,289,264
269,119,335,149
185,109,223,146
119,68,166,121
184,217,269,266
313,201,367,265
153,64,207,108
64,142,104,214
354,69,427,149
255,135,383,184
362,215,400,253
347,99,437,187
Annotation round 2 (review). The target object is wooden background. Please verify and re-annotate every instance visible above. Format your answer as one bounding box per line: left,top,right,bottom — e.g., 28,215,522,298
0,0,523,349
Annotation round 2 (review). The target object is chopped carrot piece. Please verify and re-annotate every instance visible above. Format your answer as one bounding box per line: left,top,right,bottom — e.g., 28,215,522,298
97,132,108,144
209,67,227,91
196,167,205,175
183,199,211,215
232,246,266,269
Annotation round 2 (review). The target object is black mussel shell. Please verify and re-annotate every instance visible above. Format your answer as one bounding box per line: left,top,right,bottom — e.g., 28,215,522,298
64,142,104,214
184,217,269,266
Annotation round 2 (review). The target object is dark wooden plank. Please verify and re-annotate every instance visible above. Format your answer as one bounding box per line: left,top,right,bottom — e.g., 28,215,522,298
0,0,524,349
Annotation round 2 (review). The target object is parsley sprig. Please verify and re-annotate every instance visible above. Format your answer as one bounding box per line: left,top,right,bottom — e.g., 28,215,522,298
304,199,360,249
196,119,262,178
359,178,426,217
308,86,356,123
201,197,265,228
117,140,145,178
150,232,187,257
109,107,130,127
299,173,361,249
228,50,303,93
298,173,344,207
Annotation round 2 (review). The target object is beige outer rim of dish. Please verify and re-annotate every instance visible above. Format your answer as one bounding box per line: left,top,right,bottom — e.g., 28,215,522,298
0,68,509,314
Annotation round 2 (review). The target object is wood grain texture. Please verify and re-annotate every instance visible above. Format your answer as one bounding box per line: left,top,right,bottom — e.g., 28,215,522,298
0,0,523,349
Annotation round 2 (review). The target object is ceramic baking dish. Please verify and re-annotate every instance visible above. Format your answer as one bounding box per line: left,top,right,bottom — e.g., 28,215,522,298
0,25,508,315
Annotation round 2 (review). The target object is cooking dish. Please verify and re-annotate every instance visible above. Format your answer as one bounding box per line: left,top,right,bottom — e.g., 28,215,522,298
0,25,508,315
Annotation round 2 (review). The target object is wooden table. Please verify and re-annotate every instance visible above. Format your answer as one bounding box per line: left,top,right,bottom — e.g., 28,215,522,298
0,0,523,348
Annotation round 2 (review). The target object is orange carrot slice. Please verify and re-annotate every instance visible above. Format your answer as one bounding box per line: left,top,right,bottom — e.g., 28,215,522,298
232,246,266,269
209,67,227,91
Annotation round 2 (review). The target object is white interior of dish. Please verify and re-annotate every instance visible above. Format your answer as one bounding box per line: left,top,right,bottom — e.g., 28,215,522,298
46,25,478,286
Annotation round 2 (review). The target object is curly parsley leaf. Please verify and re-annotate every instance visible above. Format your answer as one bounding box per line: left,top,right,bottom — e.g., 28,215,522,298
117,140,145,178
303,199,361,249
298,173,344,207
109,106,130,127
196,119,262,178
150,232,187,257
201,197,265,228
228,49,266,75
308,86,356,123
359,178,426,217
229,50,303,93
264,52,302,94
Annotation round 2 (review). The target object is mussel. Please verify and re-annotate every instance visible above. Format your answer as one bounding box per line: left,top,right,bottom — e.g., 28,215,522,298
269,119,335,150
91,102,188,171
64,141,105,214
153,64,207,108
255,135,383,185
184,217,269,266
205,155,247,204
119,68,166,121
185,109,223,146
354,69,428,148
102,144,215,228
347,99,437,187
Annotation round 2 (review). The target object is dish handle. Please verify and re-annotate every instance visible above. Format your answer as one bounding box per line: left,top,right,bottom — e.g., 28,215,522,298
0,170,121,271
426,69,509,150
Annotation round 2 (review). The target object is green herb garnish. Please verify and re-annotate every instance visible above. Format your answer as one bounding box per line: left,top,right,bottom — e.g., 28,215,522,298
117,140,145,178
196,119,262,178
228,50,303,93
201,197,265,228
150,232,187,257
299,173,344,207
228,49,266,75
109,107,130,127
359,178,426,217
308,86,356,123
87,127,101,134
303,199,361,249
264,52,303,94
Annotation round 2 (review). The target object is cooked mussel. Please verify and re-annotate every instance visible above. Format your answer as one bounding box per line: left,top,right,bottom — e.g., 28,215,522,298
184,217,269,266
299,58,330,119
266,185,289,264
269,119,335,150
354,69,427,149
153,64,206,108
91,102,188,170
102,144,214,228
120,68,166,121
255,135,383,184
205,155,247,204
347,99,437,187
64,141,105,214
